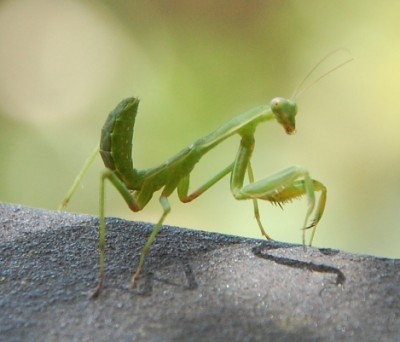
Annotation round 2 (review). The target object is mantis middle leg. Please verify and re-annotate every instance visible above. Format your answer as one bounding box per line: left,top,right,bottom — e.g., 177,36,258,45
247,162,273,240
94,170,163,297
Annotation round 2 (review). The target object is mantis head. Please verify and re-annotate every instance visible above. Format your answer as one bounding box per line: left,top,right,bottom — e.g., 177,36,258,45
270,97,297,135
270,50,353,135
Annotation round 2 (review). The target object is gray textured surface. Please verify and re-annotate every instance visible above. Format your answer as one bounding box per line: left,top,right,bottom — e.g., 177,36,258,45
0,202,399,341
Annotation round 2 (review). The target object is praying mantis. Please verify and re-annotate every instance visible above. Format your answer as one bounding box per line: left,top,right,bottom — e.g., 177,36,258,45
59,51,352,298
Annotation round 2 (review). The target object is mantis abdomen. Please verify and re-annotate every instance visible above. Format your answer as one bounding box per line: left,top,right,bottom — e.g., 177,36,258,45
100,97,139,186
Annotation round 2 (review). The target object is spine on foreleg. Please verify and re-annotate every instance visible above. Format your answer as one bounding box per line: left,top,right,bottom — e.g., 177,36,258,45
100,97,139,184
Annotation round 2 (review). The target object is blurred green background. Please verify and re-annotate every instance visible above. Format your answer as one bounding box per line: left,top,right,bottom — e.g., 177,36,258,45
0,1,399,258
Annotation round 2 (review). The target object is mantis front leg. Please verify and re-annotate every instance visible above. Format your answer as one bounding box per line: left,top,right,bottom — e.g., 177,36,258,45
231,133,327,245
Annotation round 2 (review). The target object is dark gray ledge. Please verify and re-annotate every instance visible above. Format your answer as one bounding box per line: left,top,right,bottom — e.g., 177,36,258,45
1,202,399,341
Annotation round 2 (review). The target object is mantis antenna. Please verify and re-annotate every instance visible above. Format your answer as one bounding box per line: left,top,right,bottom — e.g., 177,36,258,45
291,48,353,100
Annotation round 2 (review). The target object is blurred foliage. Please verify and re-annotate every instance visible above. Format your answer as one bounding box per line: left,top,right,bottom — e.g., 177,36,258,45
0,0,399,257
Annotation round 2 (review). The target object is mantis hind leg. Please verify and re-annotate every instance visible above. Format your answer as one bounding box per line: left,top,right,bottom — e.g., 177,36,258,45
92,170,145,299
92,168,171,297
58,145,99,210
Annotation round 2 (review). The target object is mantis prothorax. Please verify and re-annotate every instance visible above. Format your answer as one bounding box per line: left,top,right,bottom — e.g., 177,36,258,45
59,52,352,298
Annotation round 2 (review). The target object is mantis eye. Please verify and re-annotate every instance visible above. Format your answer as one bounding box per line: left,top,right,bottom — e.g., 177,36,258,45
270,97,297,135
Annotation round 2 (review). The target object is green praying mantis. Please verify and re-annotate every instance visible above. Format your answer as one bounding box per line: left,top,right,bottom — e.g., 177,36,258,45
59,51,352,298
